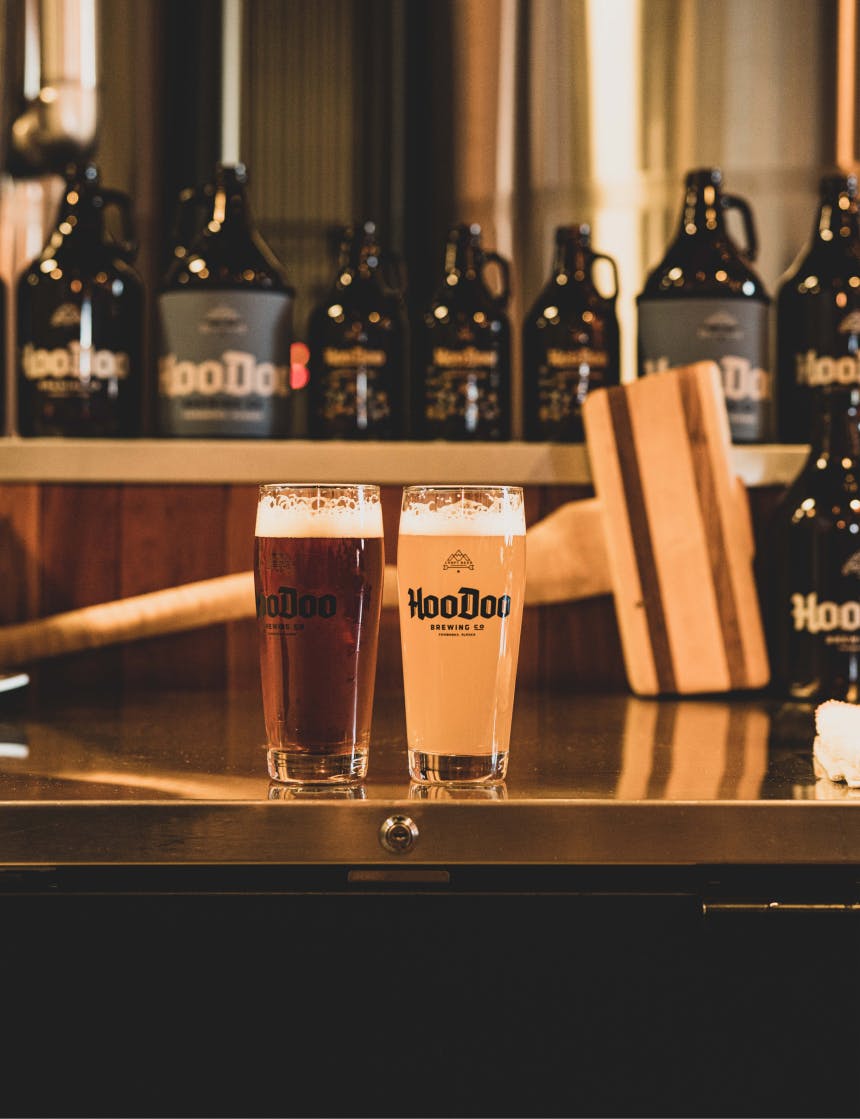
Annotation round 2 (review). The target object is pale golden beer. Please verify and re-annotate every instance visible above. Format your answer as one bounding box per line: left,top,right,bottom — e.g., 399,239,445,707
397,485,526,782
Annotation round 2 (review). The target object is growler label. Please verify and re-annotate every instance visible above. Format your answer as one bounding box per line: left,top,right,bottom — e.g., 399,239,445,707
795,350,860,387
791,592,860,634
638,298,773,442
323,346,386,368
425,346,502,432
547,346,608,369
537,347,609,424
157,289,294,436
319,345,391,427
17,276,143,436
433,346,497,368
22,342,130,384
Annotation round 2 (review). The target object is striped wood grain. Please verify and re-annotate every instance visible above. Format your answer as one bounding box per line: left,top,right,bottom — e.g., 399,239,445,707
583,362,770,696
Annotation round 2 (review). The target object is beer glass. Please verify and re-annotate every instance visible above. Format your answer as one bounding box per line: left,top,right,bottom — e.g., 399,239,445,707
397,485,526,783
254,483,384,783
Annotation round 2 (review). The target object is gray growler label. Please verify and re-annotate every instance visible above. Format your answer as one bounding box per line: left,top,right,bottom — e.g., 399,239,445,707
157,290,294,437
637,298,773,442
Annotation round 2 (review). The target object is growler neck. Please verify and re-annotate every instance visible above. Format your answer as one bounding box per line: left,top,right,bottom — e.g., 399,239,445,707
439,254,494,305
552,228,592,280
547,257,604,306
171,169,291,291
807,389,860,464
676,178,729,240
434,258,484,304
640,172,767,300
433,272,505,321
806,176,860,253
663,169,746,255
338,247,384,288
205,177,257,238
44,181,109,262
443,223,485,278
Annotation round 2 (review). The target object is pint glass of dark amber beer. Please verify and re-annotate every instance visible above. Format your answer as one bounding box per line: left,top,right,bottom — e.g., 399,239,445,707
254,483,384,783
397,485,526,783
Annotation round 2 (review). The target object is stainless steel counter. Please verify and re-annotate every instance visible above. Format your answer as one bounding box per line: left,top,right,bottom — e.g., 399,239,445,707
1,684,854,868
2,684,859,1119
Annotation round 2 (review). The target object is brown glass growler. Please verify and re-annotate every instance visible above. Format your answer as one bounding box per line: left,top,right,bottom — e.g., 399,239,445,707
417,223,511,440
17,162,143,437
763,385,860,702
307,221,409,438
156,162,297,437
637,167,773,443
523,224,620,441
776,173,860,443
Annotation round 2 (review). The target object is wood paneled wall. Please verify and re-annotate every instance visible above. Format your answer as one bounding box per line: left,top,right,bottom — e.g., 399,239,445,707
0,481,784,698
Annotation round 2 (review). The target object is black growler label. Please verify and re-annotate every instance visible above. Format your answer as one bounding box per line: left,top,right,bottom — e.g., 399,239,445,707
536,346,609,425
425,346,502,430
793,310,860,388
775,523,860,699
17,291,141,436
157,290,293,437
790,590,860,641
638,298,773,442
788,542,860,662
320,345,390,426
21,340,131,392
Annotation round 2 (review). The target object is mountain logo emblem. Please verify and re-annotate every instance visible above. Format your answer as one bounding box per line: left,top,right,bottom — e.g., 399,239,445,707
199,304,248,335
443,549,474,572
697,310,742,340
842,551,860,576
50,302,81,328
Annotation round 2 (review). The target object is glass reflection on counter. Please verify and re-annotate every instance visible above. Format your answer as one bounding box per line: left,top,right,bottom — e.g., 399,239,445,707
524,692,774,800
409,781,507,801
617,697,770,801
268,782,367,801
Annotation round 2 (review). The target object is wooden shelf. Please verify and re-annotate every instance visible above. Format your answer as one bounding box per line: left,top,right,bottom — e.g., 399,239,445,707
0,437,806,487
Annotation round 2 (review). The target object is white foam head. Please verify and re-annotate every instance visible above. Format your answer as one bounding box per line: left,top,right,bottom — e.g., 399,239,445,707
399,486,525,537
256,484,383,538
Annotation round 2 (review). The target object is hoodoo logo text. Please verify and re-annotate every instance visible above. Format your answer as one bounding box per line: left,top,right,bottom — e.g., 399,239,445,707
257,586,336,619
22,343,130,380
159,350,290,397
795,351,860,387
406,586,512,620
791,592,860,633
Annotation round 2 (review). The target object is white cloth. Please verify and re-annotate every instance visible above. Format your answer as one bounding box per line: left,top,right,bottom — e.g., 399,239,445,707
813,700,860,787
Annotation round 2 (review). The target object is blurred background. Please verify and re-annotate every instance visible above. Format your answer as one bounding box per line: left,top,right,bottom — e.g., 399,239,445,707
0,0,850,435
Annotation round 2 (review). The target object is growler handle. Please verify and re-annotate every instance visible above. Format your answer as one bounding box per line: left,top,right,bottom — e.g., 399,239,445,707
99,187,137,262
481,250,511,306
589,250,620,301
722,193,759,262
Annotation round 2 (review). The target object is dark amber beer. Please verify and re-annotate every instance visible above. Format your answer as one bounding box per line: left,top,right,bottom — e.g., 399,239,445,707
254,483,384,782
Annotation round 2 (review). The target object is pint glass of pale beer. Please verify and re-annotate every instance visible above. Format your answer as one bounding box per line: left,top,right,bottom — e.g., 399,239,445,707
254,483,384,783
397,485,526,783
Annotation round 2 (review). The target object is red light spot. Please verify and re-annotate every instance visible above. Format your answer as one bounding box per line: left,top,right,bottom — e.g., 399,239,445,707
290,341,310,390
